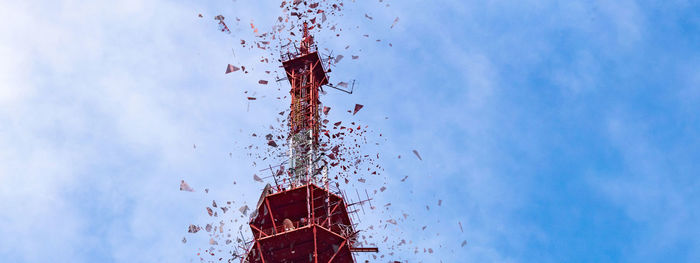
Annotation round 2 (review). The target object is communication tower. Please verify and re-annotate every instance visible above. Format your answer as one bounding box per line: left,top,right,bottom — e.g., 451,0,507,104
242,22,376,263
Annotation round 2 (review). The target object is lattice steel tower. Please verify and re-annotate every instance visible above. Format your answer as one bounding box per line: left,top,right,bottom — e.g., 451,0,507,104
242,22,377,263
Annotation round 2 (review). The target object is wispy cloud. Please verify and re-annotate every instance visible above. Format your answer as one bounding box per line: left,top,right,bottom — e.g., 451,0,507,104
2,0,699,262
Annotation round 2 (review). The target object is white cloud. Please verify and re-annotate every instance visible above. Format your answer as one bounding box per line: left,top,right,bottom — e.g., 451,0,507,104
0,0,276,261
589,114,700,261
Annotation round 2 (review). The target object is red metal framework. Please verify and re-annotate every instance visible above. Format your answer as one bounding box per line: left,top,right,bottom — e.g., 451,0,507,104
242,22,375,263
243,183,357,263
283,22,329,186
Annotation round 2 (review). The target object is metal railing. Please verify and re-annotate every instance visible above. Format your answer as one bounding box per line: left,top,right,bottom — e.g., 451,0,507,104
280,42,318,62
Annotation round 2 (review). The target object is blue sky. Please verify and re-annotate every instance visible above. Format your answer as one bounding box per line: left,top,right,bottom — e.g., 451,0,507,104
1,0,700,262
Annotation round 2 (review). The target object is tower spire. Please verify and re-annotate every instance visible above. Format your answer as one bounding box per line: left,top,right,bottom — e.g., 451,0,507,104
283,22,326,186
300,21,314,55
